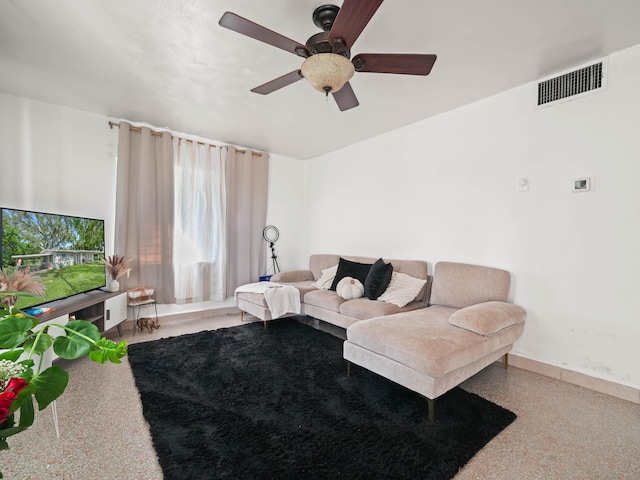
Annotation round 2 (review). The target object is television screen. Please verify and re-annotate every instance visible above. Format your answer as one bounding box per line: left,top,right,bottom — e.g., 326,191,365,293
0,207,106,310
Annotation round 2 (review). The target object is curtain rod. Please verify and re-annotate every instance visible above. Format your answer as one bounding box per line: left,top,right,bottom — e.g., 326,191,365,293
108,121,263,156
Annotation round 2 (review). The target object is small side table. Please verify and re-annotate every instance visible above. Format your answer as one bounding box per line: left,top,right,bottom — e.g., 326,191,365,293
127,288,159,335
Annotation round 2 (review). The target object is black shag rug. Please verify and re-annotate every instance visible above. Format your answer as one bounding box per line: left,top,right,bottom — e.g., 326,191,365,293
128,319,516,480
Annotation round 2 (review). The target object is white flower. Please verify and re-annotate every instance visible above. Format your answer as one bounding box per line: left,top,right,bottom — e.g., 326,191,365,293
0,359,27,390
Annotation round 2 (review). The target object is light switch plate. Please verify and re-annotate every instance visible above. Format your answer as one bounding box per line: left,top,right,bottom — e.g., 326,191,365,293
518,177,530,192
572,177,591,192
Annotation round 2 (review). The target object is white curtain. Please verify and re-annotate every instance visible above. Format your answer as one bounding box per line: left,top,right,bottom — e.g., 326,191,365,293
223,147,269,296
115,123,175,303
173,138,226,303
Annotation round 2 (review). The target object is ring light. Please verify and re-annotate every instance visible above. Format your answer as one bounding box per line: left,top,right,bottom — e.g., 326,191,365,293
263,225,279,243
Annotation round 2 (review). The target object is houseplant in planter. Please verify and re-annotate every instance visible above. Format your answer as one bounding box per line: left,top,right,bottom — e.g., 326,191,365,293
102,254,132,292
0,268,128,478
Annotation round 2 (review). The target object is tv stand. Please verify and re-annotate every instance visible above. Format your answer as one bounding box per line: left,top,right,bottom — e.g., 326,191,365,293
36,289,128,337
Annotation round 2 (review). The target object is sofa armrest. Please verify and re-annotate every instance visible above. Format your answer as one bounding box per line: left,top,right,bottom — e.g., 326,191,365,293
270,270,314,283
448,301,526,335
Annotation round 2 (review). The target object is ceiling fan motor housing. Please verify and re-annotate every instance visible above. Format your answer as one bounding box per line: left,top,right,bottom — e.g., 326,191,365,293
307,5,350,58
306,31,350,58
312,4,340,31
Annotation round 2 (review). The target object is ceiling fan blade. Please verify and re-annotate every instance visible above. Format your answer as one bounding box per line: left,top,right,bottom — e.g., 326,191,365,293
352,54,437,75
332,82,359,111
219,12,310,58
328,0,384,50
251,70,304,95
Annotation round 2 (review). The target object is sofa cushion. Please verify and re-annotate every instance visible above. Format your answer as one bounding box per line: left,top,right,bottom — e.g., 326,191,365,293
311,264,339,289
234,291,269,308
346,306,525,377
448,301,526,335
330,258,373,291
237,281,316,305
430,262,511,309
378,272,427,307
283,281,319,302
304,289,347,313
309,254,342,281
339,298,425,320
270,270,314,283
364,258,393,300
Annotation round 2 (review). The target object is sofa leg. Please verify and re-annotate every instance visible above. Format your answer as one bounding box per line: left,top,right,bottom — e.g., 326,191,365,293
504,352,509,369
240,310,244,322
427,397,435,423
346,361,351,377
263,320,268,331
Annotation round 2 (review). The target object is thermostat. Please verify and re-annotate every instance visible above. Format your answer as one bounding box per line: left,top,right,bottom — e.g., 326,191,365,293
572,177,591,193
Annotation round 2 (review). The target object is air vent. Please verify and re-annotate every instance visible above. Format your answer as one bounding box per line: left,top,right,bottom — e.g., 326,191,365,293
535,58,607,108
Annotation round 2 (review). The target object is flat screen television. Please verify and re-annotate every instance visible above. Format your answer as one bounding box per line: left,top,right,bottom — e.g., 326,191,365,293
0,207,106,310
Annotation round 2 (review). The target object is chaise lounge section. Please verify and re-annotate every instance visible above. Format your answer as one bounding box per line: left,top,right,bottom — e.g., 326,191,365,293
343,262,526,420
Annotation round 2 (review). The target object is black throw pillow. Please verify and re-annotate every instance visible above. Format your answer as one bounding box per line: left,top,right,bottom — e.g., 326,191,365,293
364,258,394,300
329,258,373,291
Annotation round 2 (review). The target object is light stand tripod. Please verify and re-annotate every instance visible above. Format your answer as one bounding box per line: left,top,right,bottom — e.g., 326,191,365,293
268,241,280,274
263,225,281,275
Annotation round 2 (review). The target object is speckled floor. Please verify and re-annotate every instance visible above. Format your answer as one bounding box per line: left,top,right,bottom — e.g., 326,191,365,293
1,313,639,479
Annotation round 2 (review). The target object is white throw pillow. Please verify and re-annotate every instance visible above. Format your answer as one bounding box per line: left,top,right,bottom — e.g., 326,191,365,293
311,264,339,289
336,276,365,300
377,272,426,308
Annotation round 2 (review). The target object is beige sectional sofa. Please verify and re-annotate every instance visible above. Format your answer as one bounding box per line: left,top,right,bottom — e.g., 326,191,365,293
235,254,526,420
236,254,430,328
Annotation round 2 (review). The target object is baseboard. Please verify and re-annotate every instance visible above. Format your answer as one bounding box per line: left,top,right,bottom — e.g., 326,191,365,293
121,305,241,331
501,353,640,404
156,305,240,323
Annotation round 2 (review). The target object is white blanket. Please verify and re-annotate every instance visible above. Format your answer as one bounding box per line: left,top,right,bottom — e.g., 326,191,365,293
234,282,301,319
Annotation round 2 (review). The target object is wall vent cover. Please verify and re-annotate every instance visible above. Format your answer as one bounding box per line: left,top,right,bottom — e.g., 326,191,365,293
535,57,607,108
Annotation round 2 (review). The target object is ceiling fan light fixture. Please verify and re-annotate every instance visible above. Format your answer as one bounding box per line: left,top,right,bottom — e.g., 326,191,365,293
301,53,355,94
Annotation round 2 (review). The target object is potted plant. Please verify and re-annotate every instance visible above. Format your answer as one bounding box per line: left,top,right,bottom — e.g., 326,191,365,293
102,254,132,292
0,268,128,477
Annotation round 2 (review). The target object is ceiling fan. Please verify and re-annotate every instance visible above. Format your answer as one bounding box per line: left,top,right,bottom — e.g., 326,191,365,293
218,0,437,111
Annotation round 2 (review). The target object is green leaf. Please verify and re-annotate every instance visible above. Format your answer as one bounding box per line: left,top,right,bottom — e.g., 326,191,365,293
53,320,100,359
0,315,38,348
0,413,14,431
89,338,128,364
0,424,27,442
23,333,53,355
0,414,28,443
0,349,23,361
17,396,34,429
31,365,69,410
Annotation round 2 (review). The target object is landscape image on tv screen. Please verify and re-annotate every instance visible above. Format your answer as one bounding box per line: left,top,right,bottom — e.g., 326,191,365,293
1,208,106,310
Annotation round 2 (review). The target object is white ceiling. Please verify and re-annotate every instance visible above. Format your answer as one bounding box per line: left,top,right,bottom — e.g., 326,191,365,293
1,0,640,160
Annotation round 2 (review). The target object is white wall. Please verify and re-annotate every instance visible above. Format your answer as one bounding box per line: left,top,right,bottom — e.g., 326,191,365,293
0,92,119,253
265,154,308,273
303,44,640,390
